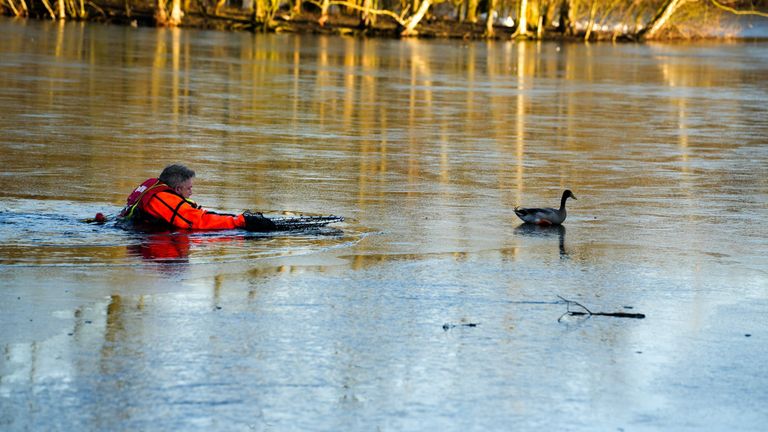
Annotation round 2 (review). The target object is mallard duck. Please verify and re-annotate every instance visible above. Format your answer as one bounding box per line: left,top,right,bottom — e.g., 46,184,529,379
514,190,576,225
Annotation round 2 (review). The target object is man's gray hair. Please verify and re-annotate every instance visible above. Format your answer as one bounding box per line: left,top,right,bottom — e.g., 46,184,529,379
159,164,195,188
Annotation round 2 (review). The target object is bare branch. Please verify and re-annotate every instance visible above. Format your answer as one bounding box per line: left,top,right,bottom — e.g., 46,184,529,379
305,0,407,25
39,0,56,19
557,295,645,320
710,0,768,18
557,295,593,315
640,0,685,40
87,0,105,16
5,0,21,16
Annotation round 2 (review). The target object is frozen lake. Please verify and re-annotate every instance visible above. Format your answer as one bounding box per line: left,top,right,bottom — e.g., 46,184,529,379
1,17,767,430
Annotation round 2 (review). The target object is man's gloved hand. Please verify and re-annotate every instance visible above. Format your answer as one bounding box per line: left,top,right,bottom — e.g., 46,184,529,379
243,211,277,232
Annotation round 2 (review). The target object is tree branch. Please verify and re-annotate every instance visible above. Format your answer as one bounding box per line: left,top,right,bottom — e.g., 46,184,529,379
710,0,768,18
557,295,645,320
557,295,592,315
305,0,407,26
87,0,105,17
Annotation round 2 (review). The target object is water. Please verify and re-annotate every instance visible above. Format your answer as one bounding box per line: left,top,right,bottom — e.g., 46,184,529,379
1,17,768,430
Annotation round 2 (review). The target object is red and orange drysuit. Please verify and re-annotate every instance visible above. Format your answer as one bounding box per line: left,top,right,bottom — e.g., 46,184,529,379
119,178,245,230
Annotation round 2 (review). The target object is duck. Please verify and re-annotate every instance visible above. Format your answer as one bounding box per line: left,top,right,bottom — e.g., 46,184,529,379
514,190,577,225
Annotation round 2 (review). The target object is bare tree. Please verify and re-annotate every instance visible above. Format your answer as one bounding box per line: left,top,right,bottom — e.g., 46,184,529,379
401,0,432,35
467,0,479,22
515,0,530,36
169,0,183,25
486,0,497,35
7,0,767,38
639,0,685,39
710,0,768,17
155,0,168,24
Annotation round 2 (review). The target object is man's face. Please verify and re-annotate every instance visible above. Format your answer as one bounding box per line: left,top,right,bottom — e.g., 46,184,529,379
175,178,194,199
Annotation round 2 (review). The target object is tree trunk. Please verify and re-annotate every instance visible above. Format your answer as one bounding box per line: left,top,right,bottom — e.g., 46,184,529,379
536,0,549,37
401,0,431,36
18,0,30,16
40,0,56,18
156,0,168,25
517,0,529,36
360,0,372,27
6,0,19,16
640,0,683,40
57,0,66,19
536,14,543,38
318,0,329,26
215,0,226,14
557,0,570,33
485,0,496,36
254,0,267,23
169,0,183,25
467,0,478,23
584,0,597,40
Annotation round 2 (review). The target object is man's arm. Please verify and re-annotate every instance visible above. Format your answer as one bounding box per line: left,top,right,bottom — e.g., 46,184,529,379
145,191,245,230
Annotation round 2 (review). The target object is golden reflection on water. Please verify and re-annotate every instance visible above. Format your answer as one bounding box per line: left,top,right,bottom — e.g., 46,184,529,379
1,19,766,264
514,40,526,209
1,24,747,173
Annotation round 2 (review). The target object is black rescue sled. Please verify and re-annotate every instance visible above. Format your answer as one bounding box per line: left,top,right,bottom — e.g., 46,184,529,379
267,214,345,231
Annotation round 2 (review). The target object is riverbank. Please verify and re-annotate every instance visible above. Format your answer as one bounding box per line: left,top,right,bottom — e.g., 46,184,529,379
7,7,537,41
4,0,768,41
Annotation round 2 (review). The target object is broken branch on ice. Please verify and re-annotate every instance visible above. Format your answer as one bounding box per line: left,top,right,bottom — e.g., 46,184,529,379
557,295,646,321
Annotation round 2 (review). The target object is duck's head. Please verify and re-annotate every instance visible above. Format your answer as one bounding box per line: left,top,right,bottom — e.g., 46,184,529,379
563,190,577,200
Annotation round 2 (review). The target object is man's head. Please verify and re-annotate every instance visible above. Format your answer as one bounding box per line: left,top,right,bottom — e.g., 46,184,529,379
159,164,195,198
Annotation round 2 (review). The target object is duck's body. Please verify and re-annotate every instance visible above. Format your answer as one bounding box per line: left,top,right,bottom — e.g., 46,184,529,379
514,190,576,225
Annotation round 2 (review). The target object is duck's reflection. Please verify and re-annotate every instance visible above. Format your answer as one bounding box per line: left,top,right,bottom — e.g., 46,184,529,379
514,224,567,257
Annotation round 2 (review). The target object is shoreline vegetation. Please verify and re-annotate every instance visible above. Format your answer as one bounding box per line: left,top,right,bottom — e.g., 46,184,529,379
2,0,767,41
